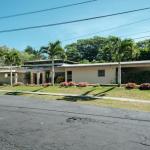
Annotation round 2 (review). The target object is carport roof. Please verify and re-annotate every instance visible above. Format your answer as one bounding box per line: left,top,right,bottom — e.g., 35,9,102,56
60,60,150,68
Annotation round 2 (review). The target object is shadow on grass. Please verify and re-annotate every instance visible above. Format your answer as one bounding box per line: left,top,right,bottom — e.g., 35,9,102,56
31,86,48,92
94,87,116,97
5,92,26,96
57,96,97,102
82,88,96,96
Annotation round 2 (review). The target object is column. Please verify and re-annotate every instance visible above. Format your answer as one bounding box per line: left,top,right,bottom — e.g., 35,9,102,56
65,69,67,82
37,72,40,85
15,73,18,84
42,72,46,84
118,62,122,87
30,72,34,84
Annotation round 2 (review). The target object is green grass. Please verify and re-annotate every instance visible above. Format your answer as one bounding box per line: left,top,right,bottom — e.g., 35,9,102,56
0,85,150,100
0,85,150,112
79,99,150,112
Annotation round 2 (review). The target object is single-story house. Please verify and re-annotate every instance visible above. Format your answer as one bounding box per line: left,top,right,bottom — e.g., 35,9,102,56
0,60,150,85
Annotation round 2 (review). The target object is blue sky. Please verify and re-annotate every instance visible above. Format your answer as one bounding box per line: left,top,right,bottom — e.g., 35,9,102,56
0,0,150,50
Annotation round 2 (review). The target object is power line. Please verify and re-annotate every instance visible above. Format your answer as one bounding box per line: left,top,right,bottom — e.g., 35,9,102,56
121,30,150,38
134,35,150,40
0,0,98,20
0,6,150,34
62,17,150,42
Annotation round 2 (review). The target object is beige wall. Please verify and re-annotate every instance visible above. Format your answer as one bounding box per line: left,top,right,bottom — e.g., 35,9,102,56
0,72,25,85
65,66,116,84
0,73,10,85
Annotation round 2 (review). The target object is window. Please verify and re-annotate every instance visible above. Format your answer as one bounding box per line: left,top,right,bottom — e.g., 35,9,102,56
67,71,72,82
98,70,105,77
8,73,15,77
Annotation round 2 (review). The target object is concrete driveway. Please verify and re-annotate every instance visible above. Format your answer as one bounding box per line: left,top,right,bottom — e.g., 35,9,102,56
0,95,150,150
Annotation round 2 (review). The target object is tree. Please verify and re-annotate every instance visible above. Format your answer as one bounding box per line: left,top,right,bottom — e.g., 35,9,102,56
40,41,64,86
4,50,21,86
24,46,45,60
76,38,100,62
120,39,136,61
65,43,81,62
0,46,9,65
24,46,35,54
104,36,122,86
136,40,150,60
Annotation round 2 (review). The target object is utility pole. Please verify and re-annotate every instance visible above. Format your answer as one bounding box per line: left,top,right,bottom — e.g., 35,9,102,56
118,61,122,87
10,64,13,86
51,58,55,86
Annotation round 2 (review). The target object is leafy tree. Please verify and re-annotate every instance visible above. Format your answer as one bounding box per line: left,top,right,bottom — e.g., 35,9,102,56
4,50,21,66
136,40,150,60
120,39,136,61
24,46,45,60
0,46,9,65
40,41,64,86
4,50,21,86
24,46,35,54
76,38,100,62
65,43,81,62
19,52,35,63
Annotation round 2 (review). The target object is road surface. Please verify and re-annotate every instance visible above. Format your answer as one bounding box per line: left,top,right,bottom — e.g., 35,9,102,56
0,95,150,150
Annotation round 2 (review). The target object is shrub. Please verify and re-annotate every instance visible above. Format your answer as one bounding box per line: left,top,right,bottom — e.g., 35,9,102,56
125,83,137,89
13,82,24,86
139,83,150,90
55,76,65,83
28,84,36,87
60,82,69,87
68,82,77,86
78,82,88,87
42,83,51,87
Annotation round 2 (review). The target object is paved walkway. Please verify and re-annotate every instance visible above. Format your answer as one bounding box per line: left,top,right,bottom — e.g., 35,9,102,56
0,89,150,104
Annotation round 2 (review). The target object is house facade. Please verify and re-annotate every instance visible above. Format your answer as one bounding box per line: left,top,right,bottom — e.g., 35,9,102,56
0,60,150,85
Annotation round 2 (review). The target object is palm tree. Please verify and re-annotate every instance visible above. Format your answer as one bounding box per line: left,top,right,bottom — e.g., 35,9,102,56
108,36,122,87
4,50,21,86
40,41,64,86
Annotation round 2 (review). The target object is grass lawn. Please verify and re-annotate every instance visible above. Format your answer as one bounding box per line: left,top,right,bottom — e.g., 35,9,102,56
0,85,150,112
0,85,150,100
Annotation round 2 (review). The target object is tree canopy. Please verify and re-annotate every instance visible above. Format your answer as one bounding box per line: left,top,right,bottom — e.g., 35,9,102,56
0,36,150,66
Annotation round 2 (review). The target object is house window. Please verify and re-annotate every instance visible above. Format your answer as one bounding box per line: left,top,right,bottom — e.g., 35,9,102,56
98,70,105,77
8,73,15,77
67,71,72,82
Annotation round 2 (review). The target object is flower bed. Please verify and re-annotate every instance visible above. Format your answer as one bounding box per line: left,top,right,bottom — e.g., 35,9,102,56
125,83,137,89
60,82,89,87
139,83,150,90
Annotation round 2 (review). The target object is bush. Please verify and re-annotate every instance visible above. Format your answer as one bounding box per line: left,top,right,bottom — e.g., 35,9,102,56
78,82,88,87
13,82,24,86
55,76,65,83
125,83,137,89
68,82,77,86
139,83,150,90
27,84,36,87
42,83,51,87
60,82,69,87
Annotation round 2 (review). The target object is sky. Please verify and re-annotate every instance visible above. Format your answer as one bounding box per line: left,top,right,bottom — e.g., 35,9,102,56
0,0,150,50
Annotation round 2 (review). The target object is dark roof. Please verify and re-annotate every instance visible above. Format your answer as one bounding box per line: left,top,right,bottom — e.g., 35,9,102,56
24,59,78,66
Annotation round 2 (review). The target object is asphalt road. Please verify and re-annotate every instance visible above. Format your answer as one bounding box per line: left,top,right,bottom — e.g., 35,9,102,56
0,95,150,150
